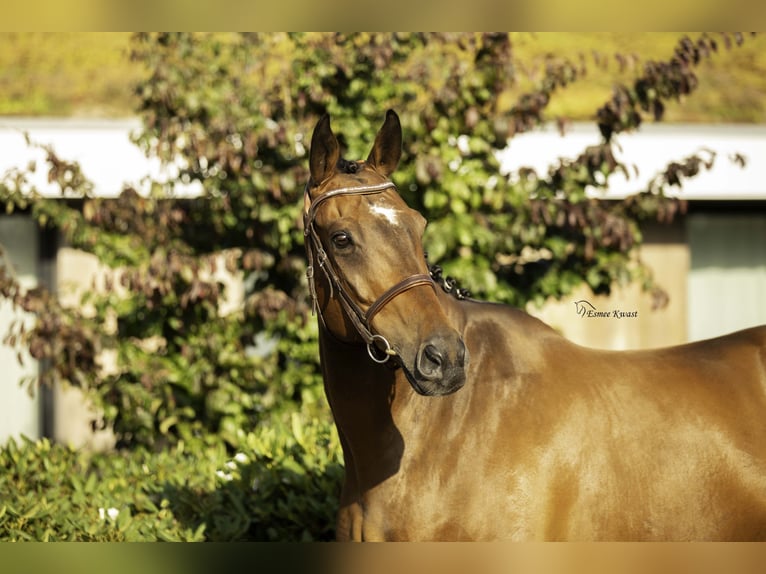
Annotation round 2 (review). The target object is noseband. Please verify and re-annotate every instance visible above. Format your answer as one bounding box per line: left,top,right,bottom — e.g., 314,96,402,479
303,181,435,364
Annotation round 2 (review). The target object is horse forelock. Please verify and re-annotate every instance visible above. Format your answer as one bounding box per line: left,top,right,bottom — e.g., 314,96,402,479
337,157,360,174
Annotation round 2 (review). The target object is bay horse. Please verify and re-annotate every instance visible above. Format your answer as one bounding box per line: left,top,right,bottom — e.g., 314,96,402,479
303,109,766,541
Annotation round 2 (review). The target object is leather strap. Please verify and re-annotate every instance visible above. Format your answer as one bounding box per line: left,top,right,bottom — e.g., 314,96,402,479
365,273,435,326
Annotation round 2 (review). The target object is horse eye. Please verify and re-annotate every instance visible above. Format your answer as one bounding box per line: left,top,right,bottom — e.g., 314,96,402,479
331,231,353,249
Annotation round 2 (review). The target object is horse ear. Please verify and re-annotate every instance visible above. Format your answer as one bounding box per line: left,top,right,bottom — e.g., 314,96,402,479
367,109,402,177
309,114,340,186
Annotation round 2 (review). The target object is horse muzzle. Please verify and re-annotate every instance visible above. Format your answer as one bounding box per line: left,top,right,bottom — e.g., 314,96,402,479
408,332,468,396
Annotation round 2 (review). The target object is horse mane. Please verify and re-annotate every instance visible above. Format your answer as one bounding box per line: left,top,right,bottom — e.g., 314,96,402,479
426,255,471,301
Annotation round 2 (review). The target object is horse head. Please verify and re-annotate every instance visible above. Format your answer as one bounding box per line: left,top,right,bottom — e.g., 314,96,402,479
304,110,467,396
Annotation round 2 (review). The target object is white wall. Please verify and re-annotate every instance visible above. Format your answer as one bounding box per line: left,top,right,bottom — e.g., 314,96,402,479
1,119,764,201
498,123,766,200
0,117,202,198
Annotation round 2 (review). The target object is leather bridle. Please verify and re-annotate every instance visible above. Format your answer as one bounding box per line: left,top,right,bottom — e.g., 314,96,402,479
303,180,435,364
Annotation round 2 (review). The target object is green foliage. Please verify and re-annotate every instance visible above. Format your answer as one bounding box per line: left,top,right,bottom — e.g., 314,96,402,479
0,33,757,541
0,417,341,541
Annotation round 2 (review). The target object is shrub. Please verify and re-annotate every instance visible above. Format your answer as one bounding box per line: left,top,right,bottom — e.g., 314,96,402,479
0,413,342,541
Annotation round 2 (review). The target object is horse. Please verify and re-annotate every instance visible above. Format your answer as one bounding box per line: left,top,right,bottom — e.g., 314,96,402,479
303,109,766,541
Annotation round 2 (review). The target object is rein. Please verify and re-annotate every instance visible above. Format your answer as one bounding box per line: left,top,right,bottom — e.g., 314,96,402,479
303,181,435,364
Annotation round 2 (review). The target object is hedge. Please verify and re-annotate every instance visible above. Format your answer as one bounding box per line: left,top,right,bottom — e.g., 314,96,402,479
0,411,342,542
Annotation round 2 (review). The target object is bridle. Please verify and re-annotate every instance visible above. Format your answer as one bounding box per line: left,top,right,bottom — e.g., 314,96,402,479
303,180,435,364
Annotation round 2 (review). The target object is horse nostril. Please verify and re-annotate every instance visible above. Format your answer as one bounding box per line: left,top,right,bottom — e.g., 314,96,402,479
417,342,444,379
415,335,467,387
423,344,443,368
412,335,467,393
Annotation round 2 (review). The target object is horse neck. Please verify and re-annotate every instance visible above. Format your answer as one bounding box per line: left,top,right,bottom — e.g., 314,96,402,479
318,326,406,488
318,325,400,432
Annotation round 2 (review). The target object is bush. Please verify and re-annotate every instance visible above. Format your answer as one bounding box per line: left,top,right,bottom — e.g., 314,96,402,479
0,413,342,541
